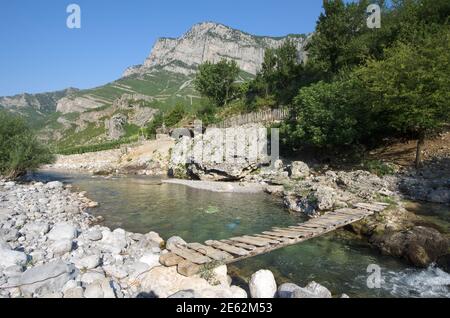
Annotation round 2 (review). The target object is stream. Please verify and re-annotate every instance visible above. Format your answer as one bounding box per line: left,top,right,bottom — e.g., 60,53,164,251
30,170,450,298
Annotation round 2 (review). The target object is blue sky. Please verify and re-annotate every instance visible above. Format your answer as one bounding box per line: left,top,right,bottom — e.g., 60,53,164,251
0,0,325,96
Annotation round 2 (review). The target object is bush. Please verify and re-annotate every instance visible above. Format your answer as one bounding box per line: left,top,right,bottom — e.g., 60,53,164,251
165,103,186,128
145,112,164,139
0,111,54,178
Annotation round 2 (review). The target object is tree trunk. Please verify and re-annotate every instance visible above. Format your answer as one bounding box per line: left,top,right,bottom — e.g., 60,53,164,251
415,131,426,169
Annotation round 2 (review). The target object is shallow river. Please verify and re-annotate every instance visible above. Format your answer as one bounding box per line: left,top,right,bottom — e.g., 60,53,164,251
31,171,450,298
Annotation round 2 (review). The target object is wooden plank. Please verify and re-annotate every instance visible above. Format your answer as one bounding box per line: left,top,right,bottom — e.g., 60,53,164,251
177,260,201,277
168,245,211,264
254,234,291,243
159,253,185,267
187,243,234,262
272,228,312,236
221,240,258,251
230,236,269,247
243,235,281,245
263,230,304,239
354,203,385,212
205,240,250,256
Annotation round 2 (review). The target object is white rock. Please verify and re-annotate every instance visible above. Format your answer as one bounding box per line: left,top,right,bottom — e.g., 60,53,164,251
103,265,128,279
47,223,78,241
74,255,101,270
45,181,64,189
230,285,248,298
99,229,127,254
84,279,116,298
49,240,73,256
139,253,161,269
249,270,277,298
291,281,332,298
0,247,28,268
80,271,105,284
63,286,84,298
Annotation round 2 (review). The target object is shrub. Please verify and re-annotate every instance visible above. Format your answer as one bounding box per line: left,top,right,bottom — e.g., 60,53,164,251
0,111,54,178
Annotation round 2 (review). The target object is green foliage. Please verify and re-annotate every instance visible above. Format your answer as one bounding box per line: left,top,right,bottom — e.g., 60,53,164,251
281,78,365,149
247,40,316,106
55,136,139,155
281,0,450,167
145,112,164,138
362,160,396,176
0,111,54,178
164,103,187,128
194,59,240,106
355,28,450,138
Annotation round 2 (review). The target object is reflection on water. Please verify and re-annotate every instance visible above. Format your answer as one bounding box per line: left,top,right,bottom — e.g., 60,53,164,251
30,170,450,298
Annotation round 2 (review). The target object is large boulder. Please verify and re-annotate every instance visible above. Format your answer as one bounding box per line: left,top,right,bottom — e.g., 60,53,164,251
249,270,277,298
373,226,449,268
19,261,77,297
136,266,243,298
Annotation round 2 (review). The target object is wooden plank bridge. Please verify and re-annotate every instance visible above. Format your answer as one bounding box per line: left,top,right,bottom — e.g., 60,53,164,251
160,202,388,276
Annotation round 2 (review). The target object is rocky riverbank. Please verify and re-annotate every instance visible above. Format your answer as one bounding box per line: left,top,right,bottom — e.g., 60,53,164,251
0,178,344,298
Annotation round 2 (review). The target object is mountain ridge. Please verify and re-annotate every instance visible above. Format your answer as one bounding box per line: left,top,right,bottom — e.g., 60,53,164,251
0,21,309,148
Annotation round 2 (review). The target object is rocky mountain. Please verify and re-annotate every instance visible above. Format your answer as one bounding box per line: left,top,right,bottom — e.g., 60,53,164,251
123,22,308,77
1,22,309,149
0,88,78,114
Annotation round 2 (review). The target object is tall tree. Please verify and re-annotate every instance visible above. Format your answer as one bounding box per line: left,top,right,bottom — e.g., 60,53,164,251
356,28,450,167
194,59,240,107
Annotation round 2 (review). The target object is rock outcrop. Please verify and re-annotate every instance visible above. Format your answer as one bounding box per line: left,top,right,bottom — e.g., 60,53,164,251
123,22,309,77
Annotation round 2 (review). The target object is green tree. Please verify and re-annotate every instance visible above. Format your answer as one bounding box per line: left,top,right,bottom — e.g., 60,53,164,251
356,28,450,167
0,111,54,179
194,59,240,106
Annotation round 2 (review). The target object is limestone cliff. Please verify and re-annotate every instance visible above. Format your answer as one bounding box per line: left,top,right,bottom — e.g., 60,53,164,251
123,22,309,77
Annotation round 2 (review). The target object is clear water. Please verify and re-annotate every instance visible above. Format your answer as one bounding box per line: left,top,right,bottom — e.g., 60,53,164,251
30,170,450,298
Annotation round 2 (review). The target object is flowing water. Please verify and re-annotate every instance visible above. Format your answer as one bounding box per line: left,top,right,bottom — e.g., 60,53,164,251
31,170,450,298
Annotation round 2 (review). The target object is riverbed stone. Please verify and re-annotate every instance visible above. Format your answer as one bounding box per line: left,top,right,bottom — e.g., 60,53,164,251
47,223,78,241
73,255,101,270
80,270,106,285
45,181,64,190
0,247,27,268
63,286,84,298
84,279,116,298
290,161,310,179
99,229,127,254
277,283,301,298
86,229,103,241
249,270,277,298
166,236,187,250
139,252,161,269
49,239,73,256
19,261,77,297
292,281,332,298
